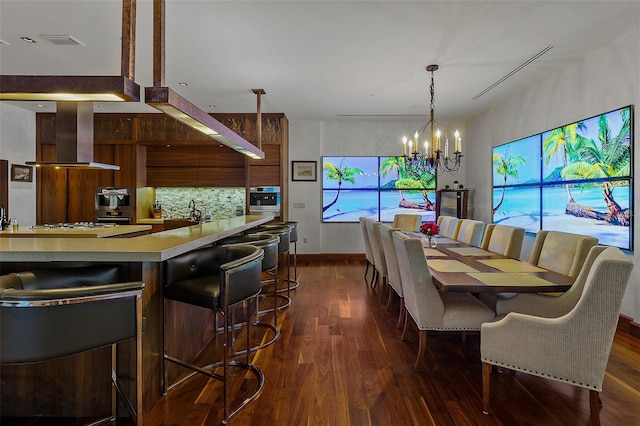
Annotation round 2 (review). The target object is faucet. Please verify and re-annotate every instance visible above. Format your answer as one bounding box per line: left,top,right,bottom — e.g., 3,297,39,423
188,200,202,222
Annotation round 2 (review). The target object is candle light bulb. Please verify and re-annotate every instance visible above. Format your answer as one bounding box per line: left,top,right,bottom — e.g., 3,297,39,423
424,141,428,155
403,136,407,155
408,140,413,153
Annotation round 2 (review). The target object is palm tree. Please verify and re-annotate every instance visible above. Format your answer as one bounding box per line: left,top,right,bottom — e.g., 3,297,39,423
543,123,586,203
560,109,631,225
322,159,363,212
492,150,525,213
380,156,407,201
394,158,437,209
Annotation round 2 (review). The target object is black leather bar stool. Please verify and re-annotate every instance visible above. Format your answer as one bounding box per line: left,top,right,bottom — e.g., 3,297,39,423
162,244,264,424
276,221,299,290
215,233,281,353
246,224,293,303
0,266,144,425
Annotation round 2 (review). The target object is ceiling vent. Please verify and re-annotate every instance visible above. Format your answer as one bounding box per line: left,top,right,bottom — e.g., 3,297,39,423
40,34,85,46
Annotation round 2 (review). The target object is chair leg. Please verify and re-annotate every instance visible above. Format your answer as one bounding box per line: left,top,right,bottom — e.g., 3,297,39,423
396,298,404,329
415,329,426,371
482,362,492,415
364,261,370,280
385,287,394,310
370,268,377,288
401,309,410,341
378,275,387,302
590,390,601,426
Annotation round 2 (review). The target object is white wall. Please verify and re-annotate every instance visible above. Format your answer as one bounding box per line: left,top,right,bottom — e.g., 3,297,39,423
0,103,36,226
288,119,465,254
466,28,640,320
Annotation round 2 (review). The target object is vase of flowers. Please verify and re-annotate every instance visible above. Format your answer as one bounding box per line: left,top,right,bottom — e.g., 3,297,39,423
420,221,440,248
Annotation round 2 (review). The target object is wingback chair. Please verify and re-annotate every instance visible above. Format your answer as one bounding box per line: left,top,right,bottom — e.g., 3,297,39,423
452,219,485,247
392,214,421,232
491,230,599,314
393,231,495,370
480,224,525,259
437,216,459,239
379,224,405,328
480,246,634,425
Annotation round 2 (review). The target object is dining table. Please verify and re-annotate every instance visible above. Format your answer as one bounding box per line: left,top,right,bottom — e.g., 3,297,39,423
411,233,575,293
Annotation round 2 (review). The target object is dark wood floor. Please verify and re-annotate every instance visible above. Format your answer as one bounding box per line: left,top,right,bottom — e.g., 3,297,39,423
4,258,640,425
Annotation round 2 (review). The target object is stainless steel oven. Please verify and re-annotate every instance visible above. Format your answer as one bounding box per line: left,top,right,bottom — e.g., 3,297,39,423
249,186,280,217
95,187,133,224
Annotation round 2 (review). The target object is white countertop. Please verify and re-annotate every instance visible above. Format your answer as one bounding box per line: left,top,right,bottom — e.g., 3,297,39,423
0,215,273,263
0,224,152,238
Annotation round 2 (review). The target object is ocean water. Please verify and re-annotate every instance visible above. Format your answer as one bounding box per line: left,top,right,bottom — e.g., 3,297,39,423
323,190,435,223
493,185,631,249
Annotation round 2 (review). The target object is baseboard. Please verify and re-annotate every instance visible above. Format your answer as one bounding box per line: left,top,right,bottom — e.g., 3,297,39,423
631,321,640,340
296,253,366,262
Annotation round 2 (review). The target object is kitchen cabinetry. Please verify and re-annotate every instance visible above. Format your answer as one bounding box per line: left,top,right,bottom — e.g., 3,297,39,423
34,112,289,224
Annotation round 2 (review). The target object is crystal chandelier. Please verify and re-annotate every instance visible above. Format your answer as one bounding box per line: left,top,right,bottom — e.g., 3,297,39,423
402,64,463,174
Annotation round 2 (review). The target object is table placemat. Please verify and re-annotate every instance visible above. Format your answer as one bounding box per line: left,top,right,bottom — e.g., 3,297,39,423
433,236,458,244
467,272,556,287
478,259,546,272
423,248,447,257
448,247,495,257
428,259,480,273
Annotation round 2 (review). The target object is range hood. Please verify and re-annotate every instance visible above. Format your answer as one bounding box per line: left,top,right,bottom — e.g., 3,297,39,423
26,102,120,170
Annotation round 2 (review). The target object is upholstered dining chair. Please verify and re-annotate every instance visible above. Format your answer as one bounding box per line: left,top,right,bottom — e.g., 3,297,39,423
393,231,495,370
379,224,405,328
392,214,421,232
480,224,525,259
481,246,634,425
452,219,485,247
493,245,608,317
366,219,388,297
491,230,599,314
359,217,376,285
437,216,459,239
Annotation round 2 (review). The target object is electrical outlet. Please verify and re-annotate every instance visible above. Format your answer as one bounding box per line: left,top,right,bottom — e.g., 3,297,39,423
293,202,306,208
303,238,308,244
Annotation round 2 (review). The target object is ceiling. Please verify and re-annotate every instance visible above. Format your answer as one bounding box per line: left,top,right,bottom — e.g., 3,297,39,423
1,1,639,123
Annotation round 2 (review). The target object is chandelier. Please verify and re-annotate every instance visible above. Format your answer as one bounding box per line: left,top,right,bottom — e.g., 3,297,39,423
402,64,462,174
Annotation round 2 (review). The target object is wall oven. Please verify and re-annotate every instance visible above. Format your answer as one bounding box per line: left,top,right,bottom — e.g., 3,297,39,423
248,186,280,217
95,187,133,224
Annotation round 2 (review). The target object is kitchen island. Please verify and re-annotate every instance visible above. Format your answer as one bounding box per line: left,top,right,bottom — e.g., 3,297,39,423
0,214,273,420
0,224,152,238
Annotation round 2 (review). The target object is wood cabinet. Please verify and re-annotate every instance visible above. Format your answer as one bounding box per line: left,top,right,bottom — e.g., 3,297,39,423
436,189,469,219
34,112,289,224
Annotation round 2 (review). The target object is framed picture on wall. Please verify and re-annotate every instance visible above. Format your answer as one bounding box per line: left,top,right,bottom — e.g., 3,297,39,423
11,164,33,182
292,161,317,181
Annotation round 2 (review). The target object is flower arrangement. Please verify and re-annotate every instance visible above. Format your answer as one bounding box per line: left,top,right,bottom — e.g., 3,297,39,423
420,222,440,236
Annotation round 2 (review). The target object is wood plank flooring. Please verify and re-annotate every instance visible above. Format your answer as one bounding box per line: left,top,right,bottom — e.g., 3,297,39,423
4,258,640,425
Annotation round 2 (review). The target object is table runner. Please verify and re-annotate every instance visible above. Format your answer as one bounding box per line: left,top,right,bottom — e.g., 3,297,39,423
448,247,495,257
428,259,480,273
478,258,546,272
467,272,557,287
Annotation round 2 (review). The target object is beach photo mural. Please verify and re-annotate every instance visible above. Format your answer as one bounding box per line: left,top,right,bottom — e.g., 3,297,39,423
492,105,633,250
322,156,437,223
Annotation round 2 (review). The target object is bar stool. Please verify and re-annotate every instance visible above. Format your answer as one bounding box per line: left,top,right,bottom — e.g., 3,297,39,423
163,244,264,424
276,221,299,290
0,266,144,424
246,224,293,306
215,233,281,353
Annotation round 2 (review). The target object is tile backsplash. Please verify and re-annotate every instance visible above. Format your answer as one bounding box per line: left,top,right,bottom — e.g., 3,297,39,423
154,187,245,219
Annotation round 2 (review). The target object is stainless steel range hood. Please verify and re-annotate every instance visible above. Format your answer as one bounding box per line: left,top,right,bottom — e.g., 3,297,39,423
26,102,120,170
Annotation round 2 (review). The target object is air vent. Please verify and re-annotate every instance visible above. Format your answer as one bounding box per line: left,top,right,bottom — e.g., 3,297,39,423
40,34,85,46
472,46,553,100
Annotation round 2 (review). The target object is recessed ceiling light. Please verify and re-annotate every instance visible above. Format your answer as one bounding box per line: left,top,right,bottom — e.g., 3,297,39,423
178,82,188,86
208,105,216,108
19,36,37,44
36,104,44,108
